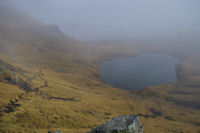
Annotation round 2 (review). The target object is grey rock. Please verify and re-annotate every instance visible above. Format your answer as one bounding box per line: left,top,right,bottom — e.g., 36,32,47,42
89,115,143,133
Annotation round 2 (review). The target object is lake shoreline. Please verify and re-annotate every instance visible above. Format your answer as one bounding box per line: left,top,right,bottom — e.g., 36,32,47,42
99,53,180,91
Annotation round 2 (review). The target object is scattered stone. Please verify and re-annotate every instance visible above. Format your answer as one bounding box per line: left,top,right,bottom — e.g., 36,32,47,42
89,115,143,133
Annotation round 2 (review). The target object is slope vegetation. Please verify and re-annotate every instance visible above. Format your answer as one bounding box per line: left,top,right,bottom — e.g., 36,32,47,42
0,7,199,133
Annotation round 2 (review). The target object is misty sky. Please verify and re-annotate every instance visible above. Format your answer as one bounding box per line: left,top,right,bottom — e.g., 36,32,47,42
1,0,200,40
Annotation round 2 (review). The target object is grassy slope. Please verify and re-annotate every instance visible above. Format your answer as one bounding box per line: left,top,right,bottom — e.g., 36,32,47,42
0,7,200,133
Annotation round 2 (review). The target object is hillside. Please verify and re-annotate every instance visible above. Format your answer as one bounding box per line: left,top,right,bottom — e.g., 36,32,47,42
0,6,200,133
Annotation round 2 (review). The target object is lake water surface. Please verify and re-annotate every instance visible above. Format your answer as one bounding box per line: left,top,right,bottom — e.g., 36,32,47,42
100,53,180,90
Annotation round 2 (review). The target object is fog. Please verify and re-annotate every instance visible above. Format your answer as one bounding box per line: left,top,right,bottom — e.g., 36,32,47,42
1,0,200,41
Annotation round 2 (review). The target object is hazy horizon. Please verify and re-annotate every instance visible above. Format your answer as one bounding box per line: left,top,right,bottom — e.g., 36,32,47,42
1,0,200,41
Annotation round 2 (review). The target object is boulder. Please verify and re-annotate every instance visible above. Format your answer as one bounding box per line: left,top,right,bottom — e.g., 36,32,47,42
89,115,143,133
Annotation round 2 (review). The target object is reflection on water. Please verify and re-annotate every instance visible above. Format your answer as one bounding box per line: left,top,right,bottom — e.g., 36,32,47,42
100,53,180,90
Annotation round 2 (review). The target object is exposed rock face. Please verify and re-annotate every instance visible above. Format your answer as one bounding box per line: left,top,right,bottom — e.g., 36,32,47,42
0,59,41,92
89,115,143,133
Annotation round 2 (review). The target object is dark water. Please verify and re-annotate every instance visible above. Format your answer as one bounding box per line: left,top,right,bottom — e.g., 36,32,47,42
100,53,180,90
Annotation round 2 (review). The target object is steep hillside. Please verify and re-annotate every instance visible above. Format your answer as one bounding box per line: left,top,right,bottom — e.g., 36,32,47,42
0,6,199,133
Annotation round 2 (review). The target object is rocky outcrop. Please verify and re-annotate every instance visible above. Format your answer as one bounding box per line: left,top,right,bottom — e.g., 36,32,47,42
0,59,25,74
0,59,39,92
89,115,143,133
